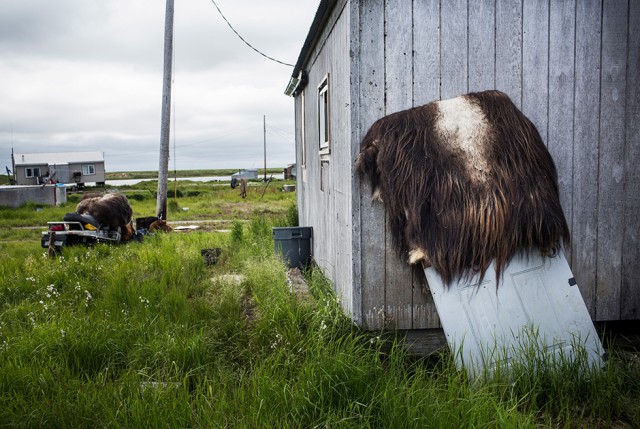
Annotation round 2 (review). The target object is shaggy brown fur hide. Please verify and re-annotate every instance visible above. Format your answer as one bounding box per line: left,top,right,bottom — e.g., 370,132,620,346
136,216,159,230
76,192,134,241
149,219,172,233
355,90,570,286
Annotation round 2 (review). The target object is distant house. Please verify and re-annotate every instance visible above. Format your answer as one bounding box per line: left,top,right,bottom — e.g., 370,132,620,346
12,151,106,186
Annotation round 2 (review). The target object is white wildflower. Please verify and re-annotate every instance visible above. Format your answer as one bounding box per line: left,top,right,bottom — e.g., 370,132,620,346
139,296,150,308
271,332,284,349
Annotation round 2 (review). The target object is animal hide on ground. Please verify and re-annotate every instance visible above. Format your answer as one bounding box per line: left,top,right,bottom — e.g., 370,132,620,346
149,219,172,233
136,216,159,231
76,192,134,241
355,90,570,286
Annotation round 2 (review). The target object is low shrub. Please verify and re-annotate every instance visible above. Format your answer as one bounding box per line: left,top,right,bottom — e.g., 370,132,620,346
285,203,298,227
125,191,152,202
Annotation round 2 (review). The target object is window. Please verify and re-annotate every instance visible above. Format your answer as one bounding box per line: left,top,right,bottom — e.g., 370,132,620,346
301,90,306,168
82,164,96,175
25,167,41,178
318,74,330,154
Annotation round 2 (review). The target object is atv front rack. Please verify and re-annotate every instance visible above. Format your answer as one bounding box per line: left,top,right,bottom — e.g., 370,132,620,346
41,220,122,250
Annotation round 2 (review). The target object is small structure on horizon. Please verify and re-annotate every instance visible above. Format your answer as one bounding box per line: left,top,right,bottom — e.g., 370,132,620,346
12,151,105,187
283,163,296,180
231,169,258,180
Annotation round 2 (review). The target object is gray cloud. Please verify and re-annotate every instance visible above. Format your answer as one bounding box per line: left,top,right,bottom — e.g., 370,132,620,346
1,0,316,172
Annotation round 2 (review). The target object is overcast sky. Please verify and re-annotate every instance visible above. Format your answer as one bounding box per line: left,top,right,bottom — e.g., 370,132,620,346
0,0,318,172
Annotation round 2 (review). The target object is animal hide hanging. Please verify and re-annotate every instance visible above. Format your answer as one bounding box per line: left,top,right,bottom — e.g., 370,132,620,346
355,90,570,286
76,192,135,241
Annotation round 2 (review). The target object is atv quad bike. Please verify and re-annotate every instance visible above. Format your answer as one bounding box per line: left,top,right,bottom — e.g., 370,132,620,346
41,212,124,250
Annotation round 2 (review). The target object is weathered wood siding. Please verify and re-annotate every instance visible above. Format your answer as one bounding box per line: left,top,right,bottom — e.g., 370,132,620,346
296,0,639,328
295,0,356,317
350,0,639,326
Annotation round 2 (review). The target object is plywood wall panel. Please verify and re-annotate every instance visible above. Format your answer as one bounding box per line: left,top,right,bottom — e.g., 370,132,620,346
548,0,575,264
358,0,386,329
383,0,415,329
522,0,549,143
411,0,442,329
496,0,523,106
441,0,468,98
596,0,628,320
572,0,601,318
621,0,640,320
468,0,496,92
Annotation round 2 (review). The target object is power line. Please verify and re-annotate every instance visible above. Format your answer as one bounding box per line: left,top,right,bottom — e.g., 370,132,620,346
106,124,263,158
209,0,294,67
266,122,295,137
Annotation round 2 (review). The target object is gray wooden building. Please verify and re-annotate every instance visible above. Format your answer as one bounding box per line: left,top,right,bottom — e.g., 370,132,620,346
12,151,106,186
286,0,639,334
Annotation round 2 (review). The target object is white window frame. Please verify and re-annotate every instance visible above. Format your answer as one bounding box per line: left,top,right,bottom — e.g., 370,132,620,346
318,74,330,155
82,164,96,175
25,167,41,178
301,89,307,168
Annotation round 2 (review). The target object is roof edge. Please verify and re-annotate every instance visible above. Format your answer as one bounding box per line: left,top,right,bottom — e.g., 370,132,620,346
284,0,336,96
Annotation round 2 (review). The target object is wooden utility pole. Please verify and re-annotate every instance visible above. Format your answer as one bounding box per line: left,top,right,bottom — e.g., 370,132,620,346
156,0,174,219
263,115,267,181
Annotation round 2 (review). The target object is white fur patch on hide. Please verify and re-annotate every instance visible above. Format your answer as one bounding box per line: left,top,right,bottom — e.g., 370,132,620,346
435,96,490,182
408,247,428,265
372,187,383,202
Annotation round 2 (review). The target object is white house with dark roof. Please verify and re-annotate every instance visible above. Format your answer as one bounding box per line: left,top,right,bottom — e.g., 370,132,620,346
12,151,105,186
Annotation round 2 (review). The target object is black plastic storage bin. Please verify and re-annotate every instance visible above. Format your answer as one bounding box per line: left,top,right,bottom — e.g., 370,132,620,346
273,226,313,269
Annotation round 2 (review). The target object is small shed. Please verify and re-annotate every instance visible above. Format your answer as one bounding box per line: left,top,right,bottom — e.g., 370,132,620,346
231,169,259,180
12,151,106,186
285,0,639,338
284,163,297,180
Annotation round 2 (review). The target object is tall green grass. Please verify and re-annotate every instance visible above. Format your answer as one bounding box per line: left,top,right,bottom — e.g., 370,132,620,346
0,208,638,427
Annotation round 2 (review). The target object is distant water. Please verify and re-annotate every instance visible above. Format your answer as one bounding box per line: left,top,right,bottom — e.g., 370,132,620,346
106,175,284,186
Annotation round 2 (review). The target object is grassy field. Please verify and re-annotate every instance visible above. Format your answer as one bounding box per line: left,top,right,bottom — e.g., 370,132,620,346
0,182,638,428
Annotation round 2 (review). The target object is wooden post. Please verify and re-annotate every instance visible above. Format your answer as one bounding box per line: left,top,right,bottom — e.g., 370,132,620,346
263,115,267,181
156,0,174,219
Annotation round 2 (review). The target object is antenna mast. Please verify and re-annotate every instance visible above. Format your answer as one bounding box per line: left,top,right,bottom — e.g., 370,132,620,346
263,115,267,181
